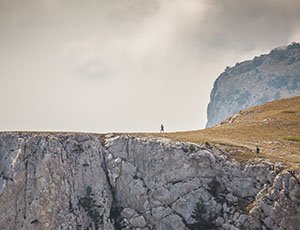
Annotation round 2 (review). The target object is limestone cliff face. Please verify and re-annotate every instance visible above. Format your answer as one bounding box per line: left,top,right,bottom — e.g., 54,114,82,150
206,43,300,127
0,133,299,230
0,133,113,230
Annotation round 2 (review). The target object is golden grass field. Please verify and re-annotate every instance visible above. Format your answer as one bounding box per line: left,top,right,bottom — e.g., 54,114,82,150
144,96,300,169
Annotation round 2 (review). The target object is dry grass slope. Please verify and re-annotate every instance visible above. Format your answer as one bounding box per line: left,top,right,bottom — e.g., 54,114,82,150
146,96,300,169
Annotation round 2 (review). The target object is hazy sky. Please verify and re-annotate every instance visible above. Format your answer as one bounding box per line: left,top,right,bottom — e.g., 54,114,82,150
1,0,300,133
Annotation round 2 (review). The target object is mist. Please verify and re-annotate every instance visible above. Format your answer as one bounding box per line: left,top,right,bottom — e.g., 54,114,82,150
1,0,300,132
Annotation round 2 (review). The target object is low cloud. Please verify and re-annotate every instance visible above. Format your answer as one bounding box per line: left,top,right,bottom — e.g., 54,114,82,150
0,0,300,131
60,40,115,79
58,0,300,81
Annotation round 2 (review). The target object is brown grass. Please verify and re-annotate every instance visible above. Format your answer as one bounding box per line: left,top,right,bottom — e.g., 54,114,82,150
137,96,300,169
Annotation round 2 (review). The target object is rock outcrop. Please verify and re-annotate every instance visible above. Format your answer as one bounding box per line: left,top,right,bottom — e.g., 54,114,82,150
250,171,300,230
0,132,299,229
206,43,300,127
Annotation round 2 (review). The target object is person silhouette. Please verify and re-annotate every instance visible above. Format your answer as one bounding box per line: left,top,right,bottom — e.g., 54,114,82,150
256,146,260,157
160,124,164,133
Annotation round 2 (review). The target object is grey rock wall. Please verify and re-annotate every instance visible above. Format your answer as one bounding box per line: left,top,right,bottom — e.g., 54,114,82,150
0,133,299,230
0,133,114,230
207,43,300,127
250,171,300,230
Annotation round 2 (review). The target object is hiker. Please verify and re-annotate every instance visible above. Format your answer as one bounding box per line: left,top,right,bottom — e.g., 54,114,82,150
256,146,260,157
160,124,164,133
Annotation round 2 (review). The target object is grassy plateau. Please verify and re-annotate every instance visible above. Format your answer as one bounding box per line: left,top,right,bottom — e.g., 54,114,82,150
140,96,300,169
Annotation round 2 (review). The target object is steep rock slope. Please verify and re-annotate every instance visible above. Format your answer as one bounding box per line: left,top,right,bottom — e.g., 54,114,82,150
1,132,299,229
207,43,300,127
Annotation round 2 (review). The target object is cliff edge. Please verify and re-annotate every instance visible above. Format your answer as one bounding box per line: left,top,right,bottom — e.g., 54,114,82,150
1,132,299,229
207,43,300,127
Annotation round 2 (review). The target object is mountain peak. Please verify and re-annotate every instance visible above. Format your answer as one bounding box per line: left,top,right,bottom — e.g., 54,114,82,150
206,43,300,128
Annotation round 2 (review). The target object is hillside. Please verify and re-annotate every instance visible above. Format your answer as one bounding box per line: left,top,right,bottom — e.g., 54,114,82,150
151,96,300,169
206,43,300,127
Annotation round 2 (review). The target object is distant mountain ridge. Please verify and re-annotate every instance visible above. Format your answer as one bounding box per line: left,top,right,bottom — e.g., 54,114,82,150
206,42,300,127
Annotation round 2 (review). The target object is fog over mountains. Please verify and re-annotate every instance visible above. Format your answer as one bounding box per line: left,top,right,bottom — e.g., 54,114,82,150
1,0,300,132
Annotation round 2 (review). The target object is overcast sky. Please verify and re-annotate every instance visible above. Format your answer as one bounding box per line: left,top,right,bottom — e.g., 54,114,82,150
1,0,300,133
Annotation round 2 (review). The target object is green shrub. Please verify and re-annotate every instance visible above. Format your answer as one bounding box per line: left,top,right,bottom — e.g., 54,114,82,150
110,201,124,230
188,199,216,230
189,144,196,152
283,136,300,142
78,186,103,229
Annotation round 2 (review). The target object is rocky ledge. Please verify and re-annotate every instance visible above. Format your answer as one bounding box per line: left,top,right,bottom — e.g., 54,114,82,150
0,132,299,229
